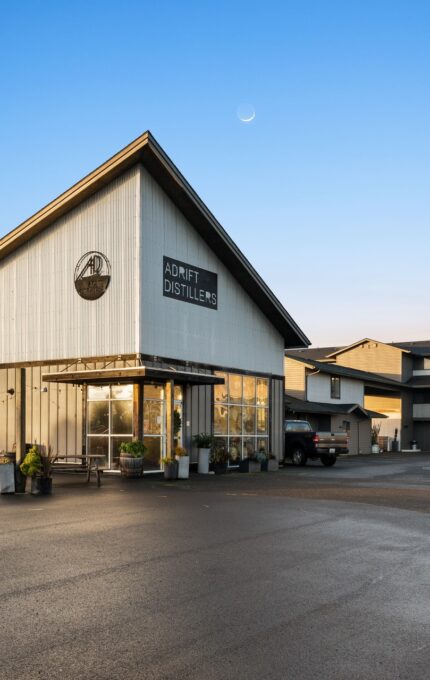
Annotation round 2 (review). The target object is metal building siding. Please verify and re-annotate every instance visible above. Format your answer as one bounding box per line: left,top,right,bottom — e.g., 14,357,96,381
0,368,17,451
270,377,284,460
0,168,140,364
139,167,284,375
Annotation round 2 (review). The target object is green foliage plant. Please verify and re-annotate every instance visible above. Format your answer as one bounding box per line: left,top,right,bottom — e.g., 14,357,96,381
193,433,213,448
20,446,42,477
173,410,182,438
119,441,146,458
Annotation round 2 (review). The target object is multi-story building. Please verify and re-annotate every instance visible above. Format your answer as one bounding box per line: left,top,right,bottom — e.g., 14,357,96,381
287,338,430,452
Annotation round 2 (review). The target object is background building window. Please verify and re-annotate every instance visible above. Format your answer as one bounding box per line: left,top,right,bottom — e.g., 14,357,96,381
330,376,341,399
213,372,269,461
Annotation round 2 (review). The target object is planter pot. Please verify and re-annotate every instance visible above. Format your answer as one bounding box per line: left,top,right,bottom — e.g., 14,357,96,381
164,461,178,480
267,459,278,472
371,444,380,454
31,476,42,496
15,467,27,493
239,459,261,473
40,477,53,495
198,448,210,474
213,462,228,475
176,456,190,479
119,453,144,478
260,460,268,472
391,440,399,452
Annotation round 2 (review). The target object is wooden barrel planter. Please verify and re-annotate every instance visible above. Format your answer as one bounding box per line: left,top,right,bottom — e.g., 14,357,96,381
119,453,144,478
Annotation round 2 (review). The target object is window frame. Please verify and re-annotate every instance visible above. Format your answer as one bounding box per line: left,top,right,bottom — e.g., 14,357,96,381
330,376,341,399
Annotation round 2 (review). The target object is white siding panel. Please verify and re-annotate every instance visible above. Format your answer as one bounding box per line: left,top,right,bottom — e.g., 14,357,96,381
139,168,284,374
413,404,430,419
307,373,364,405
0,168,140,364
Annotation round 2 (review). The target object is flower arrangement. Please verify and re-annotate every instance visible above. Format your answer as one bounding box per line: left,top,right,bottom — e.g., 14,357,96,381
162,456,176,465
174,446,188,457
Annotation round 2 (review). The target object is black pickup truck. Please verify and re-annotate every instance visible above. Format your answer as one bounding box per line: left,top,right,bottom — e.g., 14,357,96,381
284,420,349,467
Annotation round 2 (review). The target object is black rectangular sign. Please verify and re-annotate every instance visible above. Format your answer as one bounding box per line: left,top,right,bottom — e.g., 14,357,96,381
163,256,218,310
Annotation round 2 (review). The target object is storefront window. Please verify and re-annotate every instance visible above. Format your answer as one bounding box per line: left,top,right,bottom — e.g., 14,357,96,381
87,385,133,468
213,373,269,460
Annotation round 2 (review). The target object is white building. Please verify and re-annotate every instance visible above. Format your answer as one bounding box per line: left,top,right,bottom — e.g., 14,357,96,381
0,132,309,470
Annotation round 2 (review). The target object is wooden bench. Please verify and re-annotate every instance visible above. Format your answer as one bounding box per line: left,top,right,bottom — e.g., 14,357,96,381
53,455,105,487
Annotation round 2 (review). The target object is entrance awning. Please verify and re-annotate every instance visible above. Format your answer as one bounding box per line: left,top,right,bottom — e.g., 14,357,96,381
42,365,225,386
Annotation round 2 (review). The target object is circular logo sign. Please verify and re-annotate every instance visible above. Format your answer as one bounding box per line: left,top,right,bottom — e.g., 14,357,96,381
74,251,111,300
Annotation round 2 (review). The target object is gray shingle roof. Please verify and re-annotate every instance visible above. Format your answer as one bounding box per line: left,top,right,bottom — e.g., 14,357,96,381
285,395,386,419
285,353,406,389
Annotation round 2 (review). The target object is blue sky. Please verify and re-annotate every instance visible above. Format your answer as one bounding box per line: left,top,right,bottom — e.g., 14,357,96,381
1,1,429,346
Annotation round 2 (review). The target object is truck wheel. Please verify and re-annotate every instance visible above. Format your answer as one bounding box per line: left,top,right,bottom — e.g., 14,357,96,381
320,455,336,467
291,448,307,466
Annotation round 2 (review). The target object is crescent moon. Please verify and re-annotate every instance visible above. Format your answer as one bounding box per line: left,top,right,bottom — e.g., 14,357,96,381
240,112,256,123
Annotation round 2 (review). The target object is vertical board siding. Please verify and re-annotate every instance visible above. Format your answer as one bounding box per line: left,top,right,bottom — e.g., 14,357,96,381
270,378,284,460
335,342,403,382
140,167,284,375
0,168,140,364
284,357,307,399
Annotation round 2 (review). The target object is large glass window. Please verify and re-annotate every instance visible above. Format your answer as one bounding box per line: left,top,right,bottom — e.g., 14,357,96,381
213,373,269,461
87,384,133,469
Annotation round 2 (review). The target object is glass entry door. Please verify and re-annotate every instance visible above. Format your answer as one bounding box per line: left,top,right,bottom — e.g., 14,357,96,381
143,385,166,471
87,384,133,469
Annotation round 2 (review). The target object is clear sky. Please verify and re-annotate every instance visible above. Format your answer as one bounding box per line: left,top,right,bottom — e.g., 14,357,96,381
1,1,429,347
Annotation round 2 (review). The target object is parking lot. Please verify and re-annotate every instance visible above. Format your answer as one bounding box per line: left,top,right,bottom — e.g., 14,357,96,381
1,454,429,680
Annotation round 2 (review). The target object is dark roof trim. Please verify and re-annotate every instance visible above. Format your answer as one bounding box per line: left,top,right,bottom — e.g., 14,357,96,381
42,365,225,386
0,132,309,349
285,395,386,419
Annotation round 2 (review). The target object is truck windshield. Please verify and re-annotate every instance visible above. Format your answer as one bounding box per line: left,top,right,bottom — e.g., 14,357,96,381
285,421,311,432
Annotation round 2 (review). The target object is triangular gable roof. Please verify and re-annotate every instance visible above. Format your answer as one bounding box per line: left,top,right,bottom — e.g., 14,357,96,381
0,131,309,348
325,338,411,358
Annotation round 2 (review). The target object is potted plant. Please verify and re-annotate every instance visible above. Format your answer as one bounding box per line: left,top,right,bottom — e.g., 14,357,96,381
211,445,229,474
162,456,178,480
371,424,381,454
239,454,261,473
20,445,42,495
38,445,58,494
193,433,213,474
173,409,182,448
175,446,190,479
119,440,146,478
0,450,16,494
266,452,278,472
391,428,399,452
256,449,268,471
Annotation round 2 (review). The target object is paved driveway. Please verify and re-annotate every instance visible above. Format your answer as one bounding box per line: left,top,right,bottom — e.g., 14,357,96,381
1,454,429,680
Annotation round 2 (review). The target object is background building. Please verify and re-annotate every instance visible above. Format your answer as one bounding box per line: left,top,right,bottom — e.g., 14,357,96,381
287,338,430,452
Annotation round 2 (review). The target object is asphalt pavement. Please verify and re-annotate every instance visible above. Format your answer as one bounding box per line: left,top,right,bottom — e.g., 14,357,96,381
1,454,429,680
